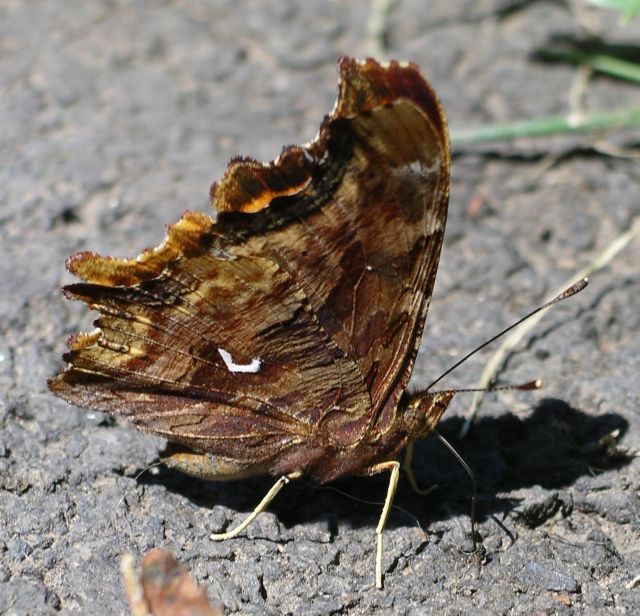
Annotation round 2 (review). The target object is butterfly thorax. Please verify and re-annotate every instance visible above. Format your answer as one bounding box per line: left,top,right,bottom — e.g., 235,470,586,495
300,389,455,482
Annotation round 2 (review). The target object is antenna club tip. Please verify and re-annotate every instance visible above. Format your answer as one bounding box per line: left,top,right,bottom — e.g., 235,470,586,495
516,379,543,391
552,278,589,304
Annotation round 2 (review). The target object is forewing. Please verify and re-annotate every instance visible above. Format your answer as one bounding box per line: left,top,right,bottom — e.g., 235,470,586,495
211,58,450,432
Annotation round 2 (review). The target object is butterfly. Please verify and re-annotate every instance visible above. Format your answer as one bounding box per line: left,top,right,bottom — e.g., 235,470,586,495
49,56,452,588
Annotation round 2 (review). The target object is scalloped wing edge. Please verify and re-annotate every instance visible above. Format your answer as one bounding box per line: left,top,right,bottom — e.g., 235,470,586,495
65,211,215,287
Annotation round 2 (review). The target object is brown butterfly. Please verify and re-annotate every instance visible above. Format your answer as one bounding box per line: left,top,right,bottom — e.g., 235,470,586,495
49,57,452,588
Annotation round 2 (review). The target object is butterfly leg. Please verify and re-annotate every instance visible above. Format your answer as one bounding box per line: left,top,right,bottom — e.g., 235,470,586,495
363,460,400,589
210,471,301,541
403,440,437,496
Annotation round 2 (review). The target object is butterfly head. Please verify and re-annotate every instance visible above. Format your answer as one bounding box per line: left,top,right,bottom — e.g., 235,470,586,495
402,390,455,440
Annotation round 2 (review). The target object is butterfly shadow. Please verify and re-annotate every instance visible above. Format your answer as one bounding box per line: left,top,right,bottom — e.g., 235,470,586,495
389,397,631,529
136,398,630,538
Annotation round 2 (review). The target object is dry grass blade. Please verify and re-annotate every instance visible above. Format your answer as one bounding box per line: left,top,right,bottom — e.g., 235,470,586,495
366,0,395,59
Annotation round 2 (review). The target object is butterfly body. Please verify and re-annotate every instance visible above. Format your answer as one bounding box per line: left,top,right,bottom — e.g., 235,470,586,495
161,388,453,484
49,57,451,587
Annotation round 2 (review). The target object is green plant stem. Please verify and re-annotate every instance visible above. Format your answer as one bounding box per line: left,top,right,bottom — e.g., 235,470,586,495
587,0,640,21
540,49,640,83
451,107,640,145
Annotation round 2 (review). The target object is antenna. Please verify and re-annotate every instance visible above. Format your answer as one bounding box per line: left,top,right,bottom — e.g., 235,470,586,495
426,278,588,392
433,379,542,395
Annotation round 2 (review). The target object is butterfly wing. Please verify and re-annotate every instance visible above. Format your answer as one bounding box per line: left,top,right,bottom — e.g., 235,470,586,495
212,58,450,436
49,212,370,474
49,58,450,480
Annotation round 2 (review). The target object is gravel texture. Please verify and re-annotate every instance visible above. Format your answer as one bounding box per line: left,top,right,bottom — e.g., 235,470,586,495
1,1,639,614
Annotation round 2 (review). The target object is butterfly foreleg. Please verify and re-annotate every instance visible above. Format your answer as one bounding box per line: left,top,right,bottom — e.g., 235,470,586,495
402,440,437,496
362,460,400,589
210,471,302,541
